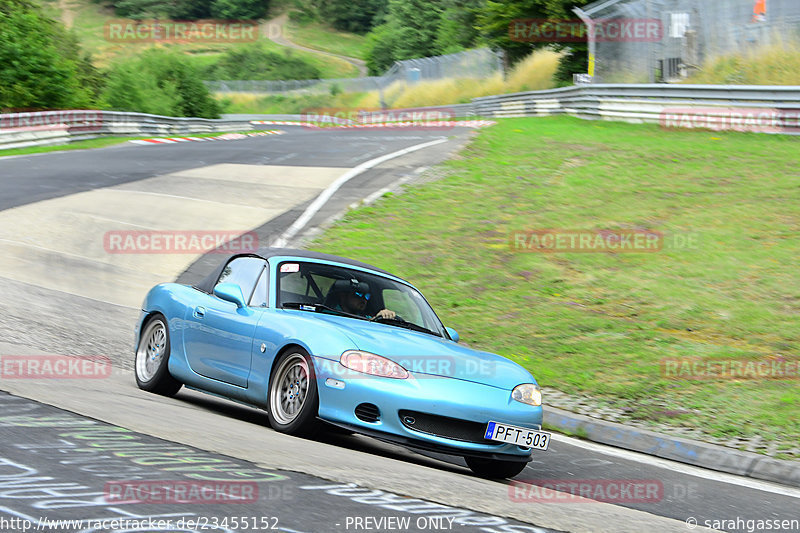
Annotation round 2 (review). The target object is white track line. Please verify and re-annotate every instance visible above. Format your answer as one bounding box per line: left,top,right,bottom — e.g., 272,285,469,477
273,138,448,247
550,433,800,499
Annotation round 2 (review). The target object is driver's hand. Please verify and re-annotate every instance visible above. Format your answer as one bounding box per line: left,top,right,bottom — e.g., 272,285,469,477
375,309,396,320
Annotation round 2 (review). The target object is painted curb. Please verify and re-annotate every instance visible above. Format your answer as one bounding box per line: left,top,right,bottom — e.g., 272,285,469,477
250,120,497,129
543,406,800,488
129,130,284,145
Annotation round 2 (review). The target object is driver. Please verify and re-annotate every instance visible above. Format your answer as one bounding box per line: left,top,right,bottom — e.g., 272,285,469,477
336,280,396,320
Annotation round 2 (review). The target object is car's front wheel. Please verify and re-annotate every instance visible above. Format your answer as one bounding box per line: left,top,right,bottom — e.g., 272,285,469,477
465,456,528,479
135,315,182,396
267,348,319,436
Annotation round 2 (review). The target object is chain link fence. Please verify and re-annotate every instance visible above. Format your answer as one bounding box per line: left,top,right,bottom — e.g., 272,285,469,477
204,48,503,94
577,0,800,83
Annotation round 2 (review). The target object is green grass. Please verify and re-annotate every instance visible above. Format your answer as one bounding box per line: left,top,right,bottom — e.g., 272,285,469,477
310,116,800,449
282,44,360,78
0,131,256,158
543,422,589,440
0,137,134,158
285,19,368,60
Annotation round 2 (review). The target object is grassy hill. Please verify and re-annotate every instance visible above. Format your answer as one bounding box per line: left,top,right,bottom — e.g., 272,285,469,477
40,0,363,78
285,18,369,60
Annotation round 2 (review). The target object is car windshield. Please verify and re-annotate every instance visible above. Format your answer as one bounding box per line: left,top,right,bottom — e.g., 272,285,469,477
277,261,445,337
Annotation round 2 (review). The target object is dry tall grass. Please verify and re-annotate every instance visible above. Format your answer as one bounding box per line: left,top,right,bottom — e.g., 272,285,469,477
685,42,800,85
372,48,563,108
217,49,564,113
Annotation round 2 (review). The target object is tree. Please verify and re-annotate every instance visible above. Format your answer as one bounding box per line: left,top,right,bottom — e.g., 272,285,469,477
107,0,270,20
364,0,445,75
313,0,387,34
435,0,483,54
101,49,221,118
168,0,213,19
364,22,398,75
388,0,444,60
476,0,590,82
111,0,171,18
210,0,269,20
0,0,100,111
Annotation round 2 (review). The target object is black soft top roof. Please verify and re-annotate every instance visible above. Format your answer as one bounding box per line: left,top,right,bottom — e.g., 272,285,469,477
194,248,393,294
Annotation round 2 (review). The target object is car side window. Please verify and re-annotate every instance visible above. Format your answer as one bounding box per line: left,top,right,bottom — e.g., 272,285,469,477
217,257,266,304
250,266,268,307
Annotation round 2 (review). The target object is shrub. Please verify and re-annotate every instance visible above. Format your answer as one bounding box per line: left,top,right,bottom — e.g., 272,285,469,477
102,49,221,118
201,42,322,80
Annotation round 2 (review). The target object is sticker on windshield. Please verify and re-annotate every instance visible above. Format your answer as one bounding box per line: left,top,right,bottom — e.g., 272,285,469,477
280,263,300,273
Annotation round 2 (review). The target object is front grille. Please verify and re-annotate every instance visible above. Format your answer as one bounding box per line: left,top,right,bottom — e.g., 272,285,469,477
399,410,496,445
355,403,381,423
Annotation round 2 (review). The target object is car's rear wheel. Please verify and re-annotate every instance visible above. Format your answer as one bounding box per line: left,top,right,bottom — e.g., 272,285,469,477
267,348,319,436
465,456,528,479
135,315,182,397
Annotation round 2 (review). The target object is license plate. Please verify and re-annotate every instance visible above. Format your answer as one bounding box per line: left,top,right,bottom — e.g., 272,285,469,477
485,421,550,450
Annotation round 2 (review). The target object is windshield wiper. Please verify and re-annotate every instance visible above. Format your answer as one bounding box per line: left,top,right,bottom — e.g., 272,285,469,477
281,302,367,321
371,317,441,337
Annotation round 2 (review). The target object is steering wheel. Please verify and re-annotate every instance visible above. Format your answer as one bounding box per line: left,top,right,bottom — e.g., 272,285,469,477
371,314,405,323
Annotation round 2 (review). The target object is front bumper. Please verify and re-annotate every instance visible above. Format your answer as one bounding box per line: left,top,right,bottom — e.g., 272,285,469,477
313,356,543,460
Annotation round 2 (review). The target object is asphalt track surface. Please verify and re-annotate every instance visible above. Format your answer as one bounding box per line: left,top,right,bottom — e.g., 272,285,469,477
0,391,546,533
0,127,447,211
0,126,799,532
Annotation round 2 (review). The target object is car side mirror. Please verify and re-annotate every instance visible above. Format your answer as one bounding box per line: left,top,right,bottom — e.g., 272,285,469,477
445,327,460,343
214,283,247,308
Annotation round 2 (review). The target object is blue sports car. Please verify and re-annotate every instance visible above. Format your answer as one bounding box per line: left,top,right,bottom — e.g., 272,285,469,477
134,248,548,478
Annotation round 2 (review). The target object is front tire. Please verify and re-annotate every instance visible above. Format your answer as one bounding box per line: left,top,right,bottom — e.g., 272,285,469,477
267,349,319,436
465,456,528,479
135,315,182,397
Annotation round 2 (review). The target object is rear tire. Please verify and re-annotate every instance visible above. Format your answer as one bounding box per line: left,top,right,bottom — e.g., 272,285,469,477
267,348,319,436
465,456,528,479
135,315,182,397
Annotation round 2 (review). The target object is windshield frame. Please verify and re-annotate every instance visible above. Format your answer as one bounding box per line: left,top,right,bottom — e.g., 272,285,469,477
273,258,448,338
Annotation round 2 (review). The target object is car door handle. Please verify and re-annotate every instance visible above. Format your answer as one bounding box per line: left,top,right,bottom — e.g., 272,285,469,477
194,306,206,319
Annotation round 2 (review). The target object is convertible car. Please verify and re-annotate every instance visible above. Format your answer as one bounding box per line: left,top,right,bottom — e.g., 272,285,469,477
134,248,548,478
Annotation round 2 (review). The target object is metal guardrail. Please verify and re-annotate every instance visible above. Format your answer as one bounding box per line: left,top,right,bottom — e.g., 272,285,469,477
0,110,253,150
3,85,799,152
472,84,800,134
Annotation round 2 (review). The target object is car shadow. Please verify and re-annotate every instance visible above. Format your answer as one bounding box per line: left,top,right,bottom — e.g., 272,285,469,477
172,388,475,477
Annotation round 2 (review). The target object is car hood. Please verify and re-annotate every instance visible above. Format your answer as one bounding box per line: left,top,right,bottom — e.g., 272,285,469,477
311,314,535,390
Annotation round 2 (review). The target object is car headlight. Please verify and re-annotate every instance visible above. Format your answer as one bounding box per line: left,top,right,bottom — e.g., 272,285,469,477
340,350,409,379
512,383,542,406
